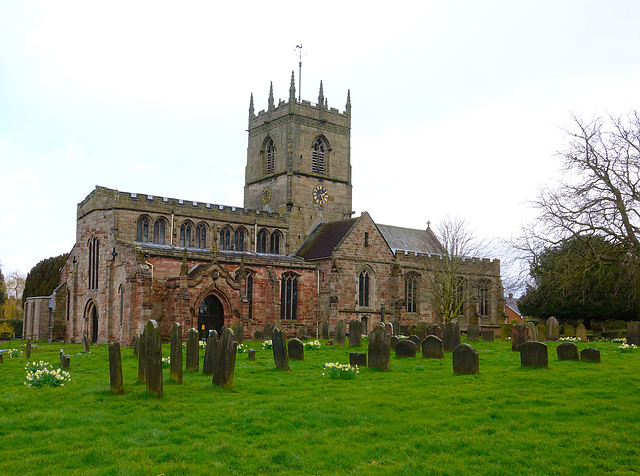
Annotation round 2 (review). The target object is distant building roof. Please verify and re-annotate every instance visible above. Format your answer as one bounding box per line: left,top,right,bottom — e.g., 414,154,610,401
295,218,359,260
377,224,442,255
505,293,522,317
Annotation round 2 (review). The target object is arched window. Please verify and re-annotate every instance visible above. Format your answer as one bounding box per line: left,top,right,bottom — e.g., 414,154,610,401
235,228,246,252
266,138,275,175
312,138,325,174
219,227,231,251
136,217,149,242
270,231,281,254
477,280,490,316
281,274,298,320
257,229,268,253
153,218,166,245
179,222,192,247
196,223,207,248
247,274,253,320
405,273,419,313
88,237,99,290
358,269,371,307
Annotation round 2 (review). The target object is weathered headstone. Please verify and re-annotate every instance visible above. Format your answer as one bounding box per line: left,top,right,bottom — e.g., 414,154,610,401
137,326,147,383
248,348,256,360
212,326,237,389
408,334,421,346
443,322,461,352
322,320,330,340
520,341,548,368
452,344,479,375
546,316,559,341
422,335,444,358
556,342,579,361
133,335,140,356
349,320,362,347
501,324,513,341
185,328,199,372
254,330,263,340
481,330,494,342
399,324,410,336
467,325,480,342
562,324,575,337
427,325,443,339
202,330,219,375
144,319,163,398
263,323,274,340
390,336,399,350
580,348,601,363
391,321,400,335
232,322,243,344
26,338,32,359
368,323,390,371
627,321,640,346
511,325,529,351
108,342,124,395
60,349,71,370
416,322,428,340
335,320,346,346
170,322,183,384
82,332,91,353
384,322,394,336
575,324,588,342
395,339,417,357
349,352,366,367
525,322,539,342
536,324,546,341
288,338,304,361
272,321,290,370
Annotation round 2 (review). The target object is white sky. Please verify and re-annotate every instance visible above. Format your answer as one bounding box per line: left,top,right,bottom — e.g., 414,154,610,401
2,0,640,284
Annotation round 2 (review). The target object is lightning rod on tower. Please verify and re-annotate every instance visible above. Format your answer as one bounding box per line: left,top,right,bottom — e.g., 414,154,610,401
295,44,303,101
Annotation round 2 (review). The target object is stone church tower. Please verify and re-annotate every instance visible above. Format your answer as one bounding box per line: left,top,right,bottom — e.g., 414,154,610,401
244,72,353,253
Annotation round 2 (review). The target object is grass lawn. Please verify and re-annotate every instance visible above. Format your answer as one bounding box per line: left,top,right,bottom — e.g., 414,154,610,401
1,337,638,475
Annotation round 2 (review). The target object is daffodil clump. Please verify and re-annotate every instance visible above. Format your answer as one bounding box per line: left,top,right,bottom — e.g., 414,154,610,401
323,362,359,380
262,340,273,350
24,361,71,388
304,340,321,350
560,336,580,342
162,356,171,368
8,349,22,358
236,343,248,353
618,342,638,353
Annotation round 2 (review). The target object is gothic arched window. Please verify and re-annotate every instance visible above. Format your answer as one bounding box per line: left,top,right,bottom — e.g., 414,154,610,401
196,223,207,248
405,273,419,313
358,269,371,308
88,237,99,290
136,216,149,242
247,274,253,320
219,227,231,250
312,138,325,175
266,139,275,175
179,222,192,247
235,228,246,251
281,273,298,321
477,280,490,316
257,229,268,253
153,218,166,245
270,231,282,254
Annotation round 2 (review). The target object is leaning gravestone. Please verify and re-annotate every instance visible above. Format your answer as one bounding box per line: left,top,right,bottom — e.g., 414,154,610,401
395,339,417,358
467,325,480,342
335,320,346,346
390,336,399,350
627,321,640,346
452,344,479,375
82,332,91,353
443,322,461,352
526,322,539,342
481,330,494,342
511,325,529,351
232,322,243,344
349,352,366,367
25,338,32,359
575,324,588,342
263,323,274,340
186,328,199,372
520,341,548,368
272,321,290,371
546,316,560,341
288,338,304,361
170,322,183,384
581,348,601,363
144,319,163,398
108,342,124,395
202,330,219,375
137,326,147,383
212,326,237,389
557,342,579,361
368,323,390,370
322,320,330,340
133,335,140,356
563,324,575,337
349,320,362,347
422,335,444,359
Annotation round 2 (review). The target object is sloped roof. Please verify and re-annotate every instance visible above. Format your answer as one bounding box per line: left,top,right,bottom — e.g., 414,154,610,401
295,218,359,260
377,224,443,255
505,295,522,317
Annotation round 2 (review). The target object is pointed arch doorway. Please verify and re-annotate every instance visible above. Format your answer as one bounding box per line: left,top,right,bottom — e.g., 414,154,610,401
198,295,224,340
84,301,99,343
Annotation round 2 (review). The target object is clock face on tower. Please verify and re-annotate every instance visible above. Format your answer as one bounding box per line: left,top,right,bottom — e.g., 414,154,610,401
313,184,328,205
261,186,271,204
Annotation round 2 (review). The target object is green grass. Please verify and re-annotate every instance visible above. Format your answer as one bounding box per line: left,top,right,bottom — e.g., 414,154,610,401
1,338,639,475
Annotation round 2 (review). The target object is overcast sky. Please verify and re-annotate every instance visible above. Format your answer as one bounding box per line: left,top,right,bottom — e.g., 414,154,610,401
2,0,640,285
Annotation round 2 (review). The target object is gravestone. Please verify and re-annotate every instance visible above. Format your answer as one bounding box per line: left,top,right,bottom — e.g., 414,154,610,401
137,326,147,383
349,320,362,347
576,324,588,342
185,328,199,372
525,322,539,342
546,316,559,341
580,348,601,363
0,353,3,364
384,322,393,336
452,344,479,375
481,330,494,342
144,319,163,398
272,321,290,370
422,335,444,359
395,339,417,357
26,338,32,359
390,336,399,350
349,352,366,367
562,324,575,337
335,320,346,346
170,322,183,384
520,341,548,368
556,342,579,361
627,321,640,346
368,323,390,371
212,326,237,389
427,325,443,339
399,325,410,336
254,330,263,340
202,330,219,375
59,349,71,370
263,323,274,340
108,342,124,395
133,335,140,356
288,338,304,361
510,325,529,351
391,321,400,335
467,325,480,342
248,348,255,360
501,324,513,341
82,332,91,353
322,320,330,339
536,324,546,341
416,322,428,339
443,322,460,352
232,322,243,344
408,335,421,346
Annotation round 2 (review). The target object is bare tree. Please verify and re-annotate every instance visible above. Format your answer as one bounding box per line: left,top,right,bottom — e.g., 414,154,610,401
5,271,25,300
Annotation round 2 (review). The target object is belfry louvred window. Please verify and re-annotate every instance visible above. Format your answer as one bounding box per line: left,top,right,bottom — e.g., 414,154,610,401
257,230,268,253
136,217,149,242
312,138,325,174
266,139,275,174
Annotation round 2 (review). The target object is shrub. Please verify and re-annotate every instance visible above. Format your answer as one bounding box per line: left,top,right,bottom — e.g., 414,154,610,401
0,322,14,339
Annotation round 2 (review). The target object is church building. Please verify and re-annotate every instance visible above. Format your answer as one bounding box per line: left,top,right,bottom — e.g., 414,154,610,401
51,73,504,345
